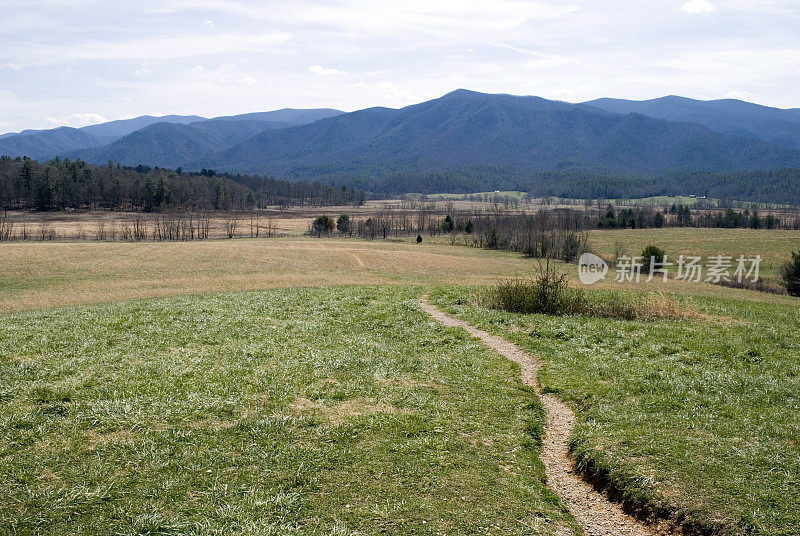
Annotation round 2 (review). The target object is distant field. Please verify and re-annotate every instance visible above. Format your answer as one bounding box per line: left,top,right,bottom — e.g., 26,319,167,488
589,228,800,278
4,231,799,313
612,195,704,206
406,191,529,201
430,287,800,535
0,238,545,312
0,286,579,535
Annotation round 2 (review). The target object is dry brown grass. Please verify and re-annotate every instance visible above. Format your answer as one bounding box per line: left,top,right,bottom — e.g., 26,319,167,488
290,396,412,425
0,237,545,312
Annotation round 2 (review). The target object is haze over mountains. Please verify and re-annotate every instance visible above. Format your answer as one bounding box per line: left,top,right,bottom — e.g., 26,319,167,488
2,90,800,198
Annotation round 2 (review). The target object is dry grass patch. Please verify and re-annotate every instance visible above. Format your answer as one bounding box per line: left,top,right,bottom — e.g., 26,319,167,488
290,396,412,425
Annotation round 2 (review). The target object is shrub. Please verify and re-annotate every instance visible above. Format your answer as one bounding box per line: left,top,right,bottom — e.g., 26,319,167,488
583,291,700,321
488,262,586,315
713,277,787,295
640,245,666,274
485,261,700,321
781,251,800,296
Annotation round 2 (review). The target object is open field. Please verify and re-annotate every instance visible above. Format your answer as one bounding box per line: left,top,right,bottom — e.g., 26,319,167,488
2,231,800,535
588,228,800,278
429,287,800,535
0,286,579,535
406,191,529,201
4,231,800,313
0,238,548,312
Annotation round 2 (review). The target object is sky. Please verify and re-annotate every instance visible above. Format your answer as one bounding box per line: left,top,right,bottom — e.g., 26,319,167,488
1,0,799,134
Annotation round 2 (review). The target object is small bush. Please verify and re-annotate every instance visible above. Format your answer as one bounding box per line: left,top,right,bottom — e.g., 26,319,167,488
714,277,787,295
486,262,586,315
490,276,586,316
583,291,700,321
485,263,699,321
781,251,800,297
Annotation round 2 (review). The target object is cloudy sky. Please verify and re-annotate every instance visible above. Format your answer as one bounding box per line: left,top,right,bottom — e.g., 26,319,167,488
1,0,799,133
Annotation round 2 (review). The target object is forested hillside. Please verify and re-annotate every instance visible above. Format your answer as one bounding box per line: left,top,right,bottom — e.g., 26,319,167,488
583,96,800,149
351,166,800,205
3,92,800,204
193,90,800,180
0,156,365,212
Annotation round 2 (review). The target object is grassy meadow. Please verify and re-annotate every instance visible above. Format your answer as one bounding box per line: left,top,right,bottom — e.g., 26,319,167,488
589,228,800,278
0,286,579,535
2,227,799,535
429,287,800,535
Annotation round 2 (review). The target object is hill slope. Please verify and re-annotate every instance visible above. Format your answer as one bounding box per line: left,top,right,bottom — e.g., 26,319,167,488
0,127,106,161
74,114,341,168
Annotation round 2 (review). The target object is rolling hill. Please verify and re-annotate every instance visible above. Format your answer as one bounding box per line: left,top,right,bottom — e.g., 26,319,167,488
74,119,295,168
79,114,206,139
0,127,107,161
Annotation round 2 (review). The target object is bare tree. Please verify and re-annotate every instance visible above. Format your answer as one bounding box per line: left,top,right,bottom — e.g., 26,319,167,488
224,213,239,239
0,211,14,241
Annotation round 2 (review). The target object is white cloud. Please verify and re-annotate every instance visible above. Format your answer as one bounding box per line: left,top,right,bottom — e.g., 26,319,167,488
488,41,573,68
44,113,108,128
309,65,347,76
681,0,714,14
378,81,418,101
724,90,755,100
1,0,799,132
5,32,292,64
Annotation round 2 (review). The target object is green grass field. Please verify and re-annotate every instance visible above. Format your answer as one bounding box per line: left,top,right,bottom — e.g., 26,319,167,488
429,287,800,535
2,233,800,535
0,286,578,535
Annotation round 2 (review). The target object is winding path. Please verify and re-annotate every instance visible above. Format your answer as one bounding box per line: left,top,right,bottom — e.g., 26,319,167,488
419,297,666,536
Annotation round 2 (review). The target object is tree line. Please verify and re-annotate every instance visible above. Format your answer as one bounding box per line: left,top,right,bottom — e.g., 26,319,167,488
597,204,791,229
0,156,366,212
339,166,800,206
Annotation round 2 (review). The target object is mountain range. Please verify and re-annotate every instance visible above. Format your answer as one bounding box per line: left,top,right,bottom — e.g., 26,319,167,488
2,90,800,197
583,95,800,150
0,109,342,162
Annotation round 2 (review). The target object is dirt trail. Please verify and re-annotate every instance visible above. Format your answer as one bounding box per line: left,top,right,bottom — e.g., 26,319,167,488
419,297,666,536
